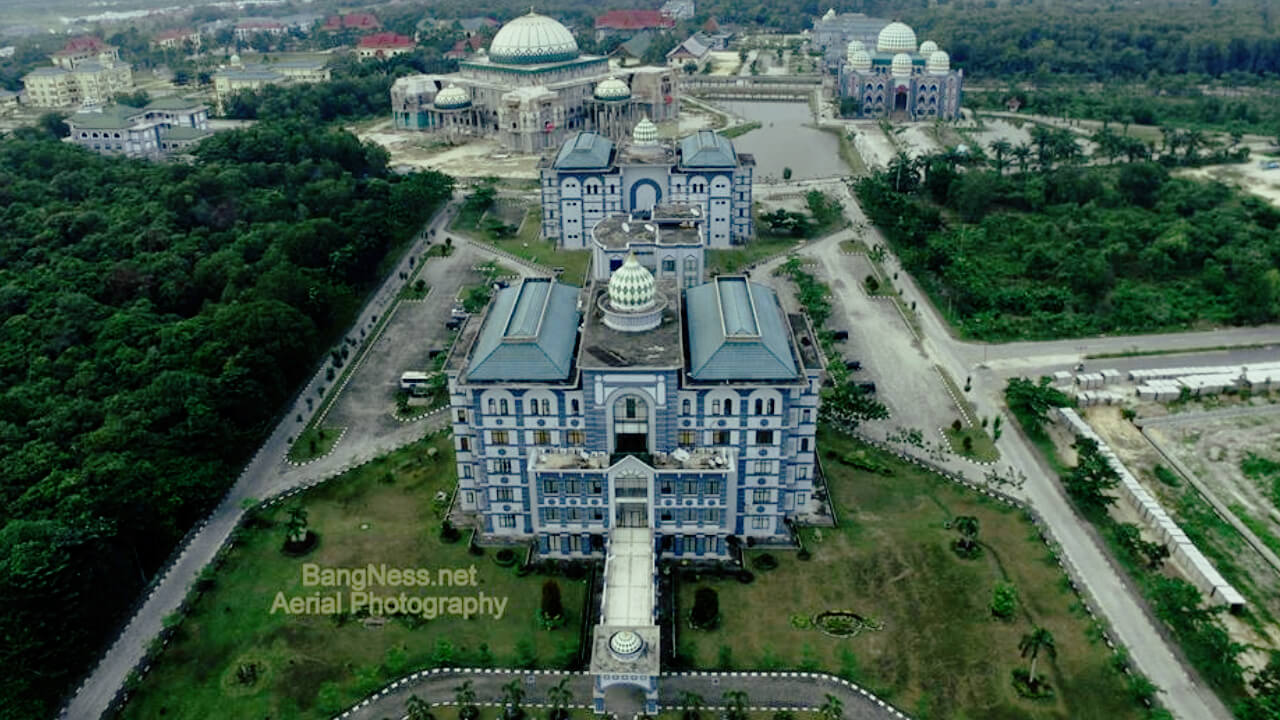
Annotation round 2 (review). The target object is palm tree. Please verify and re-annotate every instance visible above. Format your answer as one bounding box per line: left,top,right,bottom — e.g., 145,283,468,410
546,677,573,720
819,693,843,720
679,691,704,720
721,690,749,720
988,139,1013,175
455,680,479,720
1019,627,1057,687
1183,129,1206,162
1011,144,1033,174
502,678,526,720
406,694,435,720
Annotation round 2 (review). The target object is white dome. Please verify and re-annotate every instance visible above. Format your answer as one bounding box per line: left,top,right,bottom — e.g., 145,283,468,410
632,116,658,145
608,253,656,312
845,39,865,62
489,11,579,65
849,50,872,72
594,76,631,101
927,50,950,74
877,21,917,53
609,630,644,658
919,40,938,55
891,52,913,77
434,83,471,109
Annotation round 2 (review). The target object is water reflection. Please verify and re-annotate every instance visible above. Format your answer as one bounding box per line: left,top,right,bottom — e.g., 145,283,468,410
709,100,850,181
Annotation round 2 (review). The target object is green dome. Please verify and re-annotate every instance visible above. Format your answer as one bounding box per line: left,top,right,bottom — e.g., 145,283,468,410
594,76,631,101
434,84,471,110
488,12,579,65
608,252,655,311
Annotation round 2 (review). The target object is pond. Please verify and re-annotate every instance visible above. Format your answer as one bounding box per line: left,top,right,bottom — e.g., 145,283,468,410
709,100,852,181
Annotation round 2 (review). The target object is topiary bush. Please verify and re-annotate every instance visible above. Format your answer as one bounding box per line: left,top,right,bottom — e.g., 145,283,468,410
751,553,779,571
690,587,720,629
494,548,518,566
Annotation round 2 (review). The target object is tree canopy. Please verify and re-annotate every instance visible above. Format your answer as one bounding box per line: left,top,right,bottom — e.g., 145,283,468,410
0,124,453,719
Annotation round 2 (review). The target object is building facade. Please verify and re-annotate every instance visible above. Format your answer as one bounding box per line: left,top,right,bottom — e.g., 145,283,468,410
540,123,753,247
357,33,415,59
65,96,211,158
445,244,825,562
811,9,889,68
22,36,133,108
390,12,679,154
211,56,331,112
836,21,963,121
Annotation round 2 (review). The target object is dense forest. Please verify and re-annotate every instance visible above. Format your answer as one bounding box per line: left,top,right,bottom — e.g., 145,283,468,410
855,150,1280,340
0,124,453,719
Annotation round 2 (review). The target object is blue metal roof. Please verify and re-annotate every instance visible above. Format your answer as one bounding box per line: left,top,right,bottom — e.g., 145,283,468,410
685,277,799,381
467,278,581,381
552,132,615,170
678,130,737,168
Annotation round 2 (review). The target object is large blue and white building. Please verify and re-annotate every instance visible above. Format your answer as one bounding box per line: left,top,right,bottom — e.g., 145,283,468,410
539,120,754,247
836,21,963,121
445,243,825,562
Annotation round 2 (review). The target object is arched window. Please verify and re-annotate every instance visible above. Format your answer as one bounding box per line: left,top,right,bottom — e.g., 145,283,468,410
724,399,733,415
487,398,496,414
613,396,649,453
767,398,776,414
754,399,763,415
541,399,551,415
528,399,539,415
682,399,691,414
499,399,509,415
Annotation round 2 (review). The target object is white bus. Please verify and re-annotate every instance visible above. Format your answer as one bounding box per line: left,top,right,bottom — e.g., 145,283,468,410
400,371,433,395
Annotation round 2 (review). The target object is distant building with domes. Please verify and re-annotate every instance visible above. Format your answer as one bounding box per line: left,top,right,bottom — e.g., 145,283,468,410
539,120,754,248
836,21,963,121
390,11,679,153
810,9,889,69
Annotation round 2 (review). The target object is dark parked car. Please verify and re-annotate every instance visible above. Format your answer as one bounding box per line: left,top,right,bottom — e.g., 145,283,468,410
445,317,463,331
856,381,876,394
832,330,850,342
844,360,862,371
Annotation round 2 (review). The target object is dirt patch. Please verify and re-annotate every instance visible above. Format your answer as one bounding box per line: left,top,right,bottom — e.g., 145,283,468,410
1179,152,1280,208
357,130,540,180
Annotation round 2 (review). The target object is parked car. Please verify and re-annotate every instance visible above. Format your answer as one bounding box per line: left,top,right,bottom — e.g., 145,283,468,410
855,381,876,394
445,317,463,331
832,330,850,342
844,360,862,371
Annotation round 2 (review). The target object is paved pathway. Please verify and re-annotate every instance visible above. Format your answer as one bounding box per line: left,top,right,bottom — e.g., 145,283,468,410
338,670,905,720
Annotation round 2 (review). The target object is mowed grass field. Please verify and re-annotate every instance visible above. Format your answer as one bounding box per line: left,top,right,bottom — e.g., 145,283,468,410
675,429,1144,720
120,433,586,720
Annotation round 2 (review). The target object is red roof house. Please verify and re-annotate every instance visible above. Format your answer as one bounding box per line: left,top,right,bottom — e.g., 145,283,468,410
595,10,676,32
323,13,382,32
53,36,108,57
444,34,485,60
356,32,414,58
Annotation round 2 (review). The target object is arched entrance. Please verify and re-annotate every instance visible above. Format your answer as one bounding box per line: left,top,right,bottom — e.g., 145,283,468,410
894,88,908,112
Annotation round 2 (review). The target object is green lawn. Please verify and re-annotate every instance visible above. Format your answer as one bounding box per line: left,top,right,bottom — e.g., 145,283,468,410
945,427,1002,463
287,425,344,463
452,203,591,287
707,236,802,275
675,429,1143,720
121,434,586,720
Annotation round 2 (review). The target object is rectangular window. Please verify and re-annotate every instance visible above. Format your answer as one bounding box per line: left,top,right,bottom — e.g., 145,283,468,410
711,399,721,415
499,399,509,414
456,409,467,423
755,430,774,445
591,508,604,521
499,515,517,528
678,430,695,447
542,479,557,494
544,507,560,521
797,493,808,507
464,490,474,505
751,516,769,530
566,479,581,494
683,480,697,494
590,479,602,494
799,437,810,452
487,398,496,414
495,487,513,501
712,430,730,445
491,430,509,445
663,259,676,272
528,399,540,415
492,459,513,474
571,398,580,413
458,437,470,452
660,479,674,494
534,430,551,445
706,480,720,495
797,465,810,480
461,464,473,479
752,489,769,503
802,409,812,423
568,430,585,446
704,509,722,524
